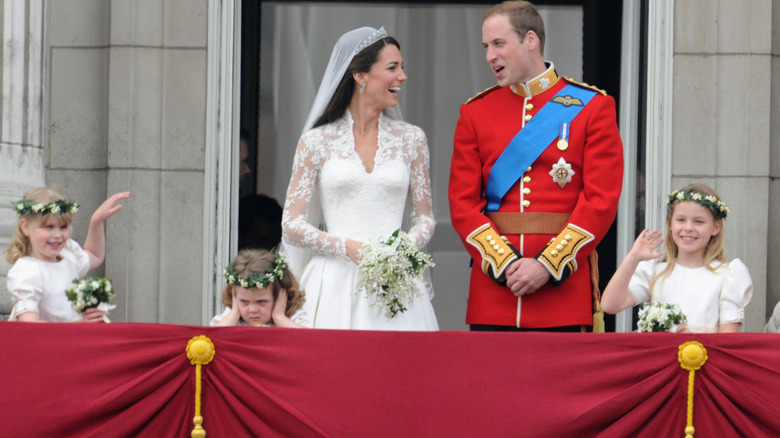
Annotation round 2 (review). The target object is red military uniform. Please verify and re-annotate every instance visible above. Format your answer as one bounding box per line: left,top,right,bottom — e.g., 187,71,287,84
449,64,623,328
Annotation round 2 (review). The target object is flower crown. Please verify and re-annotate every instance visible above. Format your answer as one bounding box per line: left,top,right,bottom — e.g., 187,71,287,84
223,253,288,289
667,189,729,219
354,27,387,55
11,199,79,217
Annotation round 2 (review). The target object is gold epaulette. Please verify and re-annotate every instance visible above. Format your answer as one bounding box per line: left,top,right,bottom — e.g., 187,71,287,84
563,77,607,96
465,85,501,104
537,224,594,281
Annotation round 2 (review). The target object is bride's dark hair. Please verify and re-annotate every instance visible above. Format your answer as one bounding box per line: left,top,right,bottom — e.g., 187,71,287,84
313,36,400,129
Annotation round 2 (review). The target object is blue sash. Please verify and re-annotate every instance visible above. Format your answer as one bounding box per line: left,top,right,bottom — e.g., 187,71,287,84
485,84,597,212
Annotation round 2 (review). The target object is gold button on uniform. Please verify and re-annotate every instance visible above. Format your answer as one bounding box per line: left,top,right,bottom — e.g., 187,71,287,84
525,103,534,111
556,245,564,251
524,114,532,122
551,250,558,257
522,200,530,208
523,188,531,195
523,176,531,183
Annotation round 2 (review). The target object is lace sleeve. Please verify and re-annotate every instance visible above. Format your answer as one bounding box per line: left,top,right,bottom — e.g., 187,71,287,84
406,126,436,249
281,132,347,258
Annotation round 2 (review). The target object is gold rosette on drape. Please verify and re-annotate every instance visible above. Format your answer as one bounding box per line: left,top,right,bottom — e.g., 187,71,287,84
678,341,708,438
187,336,215,438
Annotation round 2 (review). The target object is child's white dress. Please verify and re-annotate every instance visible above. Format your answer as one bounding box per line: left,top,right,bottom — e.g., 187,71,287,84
628,259,753,333
7,239,90,322
210,307,309,327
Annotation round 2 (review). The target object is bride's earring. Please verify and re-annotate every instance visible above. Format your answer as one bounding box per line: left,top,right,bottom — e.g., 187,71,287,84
359,82,366,94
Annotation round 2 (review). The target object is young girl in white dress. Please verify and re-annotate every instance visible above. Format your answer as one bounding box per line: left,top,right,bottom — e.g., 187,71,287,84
281,27,438,330
601,184,753,333
5,186,130,322
211,249,308,328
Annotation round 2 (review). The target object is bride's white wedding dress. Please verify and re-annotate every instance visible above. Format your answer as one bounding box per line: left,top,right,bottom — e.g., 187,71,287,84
282,111,438,330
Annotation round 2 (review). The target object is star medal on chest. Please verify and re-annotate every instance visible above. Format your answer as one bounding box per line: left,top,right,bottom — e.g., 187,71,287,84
549,157,575,189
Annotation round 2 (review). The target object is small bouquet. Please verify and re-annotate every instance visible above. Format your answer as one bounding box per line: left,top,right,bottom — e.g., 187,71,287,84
356,229,434,319
65,277,116,315
637,302,687,332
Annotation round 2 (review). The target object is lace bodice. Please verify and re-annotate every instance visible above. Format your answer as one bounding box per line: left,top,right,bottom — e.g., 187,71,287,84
282,111,435,260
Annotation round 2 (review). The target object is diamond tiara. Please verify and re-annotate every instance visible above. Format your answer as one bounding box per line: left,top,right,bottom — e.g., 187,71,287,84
354,27,387,55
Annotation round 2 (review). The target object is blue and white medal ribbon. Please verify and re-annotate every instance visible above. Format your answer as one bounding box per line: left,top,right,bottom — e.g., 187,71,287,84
557,122,569,151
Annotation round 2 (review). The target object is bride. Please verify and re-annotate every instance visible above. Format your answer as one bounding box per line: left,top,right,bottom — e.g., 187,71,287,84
281,26,438,330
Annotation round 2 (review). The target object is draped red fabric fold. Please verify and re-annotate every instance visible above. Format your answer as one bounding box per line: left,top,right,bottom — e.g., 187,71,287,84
1,322,779,437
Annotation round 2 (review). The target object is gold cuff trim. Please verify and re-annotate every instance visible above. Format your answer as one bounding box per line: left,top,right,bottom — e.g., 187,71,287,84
467,223,518,277
537,224,594,281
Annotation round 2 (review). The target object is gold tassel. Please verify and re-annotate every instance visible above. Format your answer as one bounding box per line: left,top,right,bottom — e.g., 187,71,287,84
588,250,604,332
678,341,708,438
592,300,605,333
187,336,216,438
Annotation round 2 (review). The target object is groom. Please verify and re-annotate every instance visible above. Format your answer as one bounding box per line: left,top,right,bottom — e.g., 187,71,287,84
448,1,623,331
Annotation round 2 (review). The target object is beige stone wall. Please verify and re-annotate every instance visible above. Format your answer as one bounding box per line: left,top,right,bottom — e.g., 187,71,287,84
673,0,772,331
42,0,209,324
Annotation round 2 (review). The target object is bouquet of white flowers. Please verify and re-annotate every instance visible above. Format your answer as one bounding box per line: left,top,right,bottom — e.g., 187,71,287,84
637,302,687,332
65,277,116,314
356,229,434,319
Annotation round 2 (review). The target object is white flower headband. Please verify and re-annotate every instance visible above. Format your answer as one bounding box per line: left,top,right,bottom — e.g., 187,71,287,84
223,253,288,289
667,189,729,219
11,199,79,217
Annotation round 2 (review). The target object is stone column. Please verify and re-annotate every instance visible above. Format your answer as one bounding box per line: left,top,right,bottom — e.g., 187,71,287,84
0,0,46,315
673,0,772,331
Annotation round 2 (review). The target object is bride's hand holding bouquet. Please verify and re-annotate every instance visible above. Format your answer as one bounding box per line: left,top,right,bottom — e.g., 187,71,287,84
356,230,434,320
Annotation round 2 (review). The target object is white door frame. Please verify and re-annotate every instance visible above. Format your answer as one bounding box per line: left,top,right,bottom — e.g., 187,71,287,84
614,0,673,332
203,0,242,323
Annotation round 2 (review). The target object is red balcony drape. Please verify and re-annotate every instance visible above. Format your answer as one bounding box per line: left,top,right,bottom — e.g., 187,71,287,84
1,322,779,437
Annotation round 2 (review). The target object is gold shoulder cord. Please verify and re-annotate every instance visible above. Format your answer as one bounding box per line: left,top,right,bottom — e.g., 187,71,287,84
563,76,607,96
